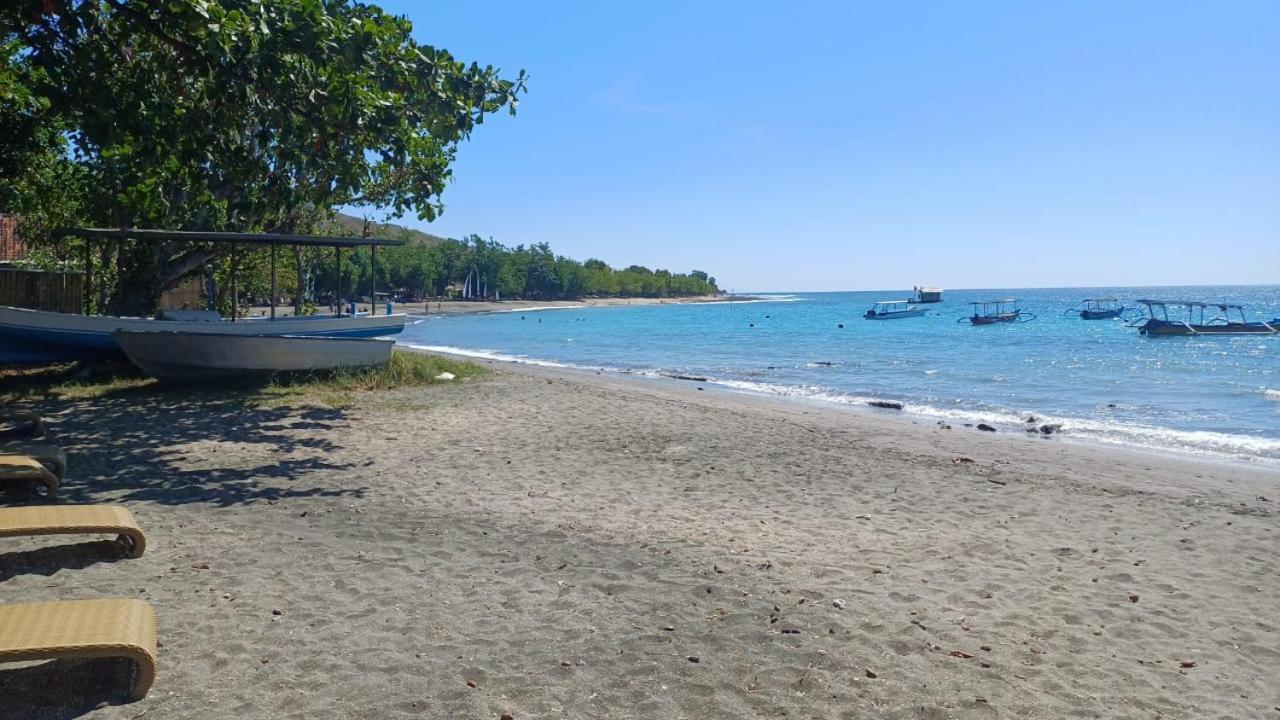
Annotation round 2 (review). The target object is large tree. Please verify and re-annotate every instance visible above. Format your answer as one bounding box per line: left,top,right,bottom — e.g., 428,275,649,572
1,0,524,314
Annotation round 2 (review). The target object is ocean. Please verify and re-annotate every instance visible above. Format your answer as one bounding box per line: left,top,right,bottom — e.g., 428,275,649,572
398,286,1280,465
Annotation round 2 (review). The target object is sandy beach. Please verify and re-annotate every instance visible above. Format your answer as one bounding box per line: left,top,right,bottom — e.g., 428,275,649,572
248,294,753,319
2,358,1278,719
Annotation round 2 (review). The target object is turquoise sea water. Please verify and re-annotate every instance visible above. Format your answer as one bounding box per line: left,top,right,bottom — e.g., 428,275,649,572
398,286,1280,465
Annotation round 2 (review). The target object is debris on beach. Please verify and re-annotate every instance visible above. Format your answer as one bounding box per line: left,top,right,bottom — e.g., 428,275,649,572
868,400,904,410
434,371,456,381
665,373,709,382
977,423,997,432
952,457,975,464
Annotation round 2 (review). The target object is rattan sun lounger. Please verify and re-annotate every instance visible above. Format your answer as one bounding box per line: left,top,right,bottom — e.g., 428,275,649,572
0,598,157,701
0,412,43,440
0,505,145,557
0,442,66,478
0,453,59,500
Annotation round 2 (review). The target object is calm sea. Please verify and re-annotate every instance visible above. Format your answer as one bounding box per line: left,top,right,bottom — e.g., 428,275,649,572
398,286,1280,465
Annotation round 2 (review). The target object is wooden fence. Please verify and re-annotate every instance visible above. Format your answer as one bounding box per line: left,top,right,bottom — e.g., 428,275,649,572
0,268,85,313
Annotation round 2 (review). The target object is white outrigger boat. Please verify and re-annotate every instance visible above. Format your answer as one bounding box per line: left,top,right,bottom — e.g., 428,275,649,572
864,300,928,320
0,228,407,365
114,331,394,382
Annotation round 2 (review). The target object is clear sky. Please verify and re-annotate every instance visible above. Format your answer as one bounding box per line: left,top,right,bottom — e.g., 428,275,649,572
370,1,1279,292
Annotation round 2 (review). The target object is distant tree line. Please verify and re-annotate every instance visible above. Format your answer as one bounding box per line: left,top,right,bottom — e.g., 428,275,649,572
226,231,719,308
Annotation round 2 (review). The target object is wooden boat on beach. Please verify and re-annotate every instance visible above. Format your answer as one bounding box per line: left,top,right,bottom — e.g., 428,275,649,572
1132,300,1278,336
864,300,928,320
113,331,395,381
1064,297,1129,320
0,227,408,365
959,299,1034,325
0,306,405,364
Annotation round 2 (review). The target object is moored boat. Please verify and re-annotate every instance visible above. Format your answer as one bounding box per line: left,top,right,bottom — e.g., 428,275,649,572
864,300,928,320
1132,300,1278,336
1064,297,1128,320
113,331,395,381
913,286,943,303
959,299,1034,325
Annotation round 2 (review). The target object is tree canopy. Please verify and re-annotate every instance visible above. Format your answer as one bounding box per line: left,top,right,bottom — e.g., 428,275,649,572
1,0,525,313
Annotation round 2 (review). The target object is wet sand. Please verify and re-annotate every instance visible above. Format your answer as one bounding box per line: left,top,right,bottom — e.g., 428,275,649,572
2,358,1278,718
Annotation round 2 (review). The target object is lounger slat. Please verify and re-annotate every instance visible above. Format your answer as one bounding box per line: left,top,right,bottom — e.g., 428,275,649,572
0,505,146,557
0,599,157,701
0,454,59,500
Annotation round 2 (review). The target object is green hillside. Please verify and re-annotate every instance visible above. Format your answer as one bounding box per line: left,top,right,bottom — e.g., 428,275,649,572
329,212,447,245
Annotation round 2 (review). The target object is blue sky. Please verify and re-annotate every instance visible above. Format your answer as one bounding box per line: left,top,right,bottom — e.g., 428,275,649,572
371,1,1279,292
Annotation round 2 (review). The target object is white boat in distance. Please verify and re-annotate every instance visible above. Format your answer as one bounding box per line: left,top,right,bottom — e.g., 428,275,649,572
864,300,929,320
113,331,395,382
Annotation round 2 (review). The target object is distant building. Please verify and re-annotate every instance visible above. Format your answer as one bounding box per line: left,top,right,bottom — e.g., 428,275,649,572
0,214,25,264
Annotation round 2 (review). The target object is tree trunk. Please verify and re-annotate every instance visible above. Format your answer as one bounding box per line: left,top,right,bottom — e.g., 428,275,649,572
103,244,224,317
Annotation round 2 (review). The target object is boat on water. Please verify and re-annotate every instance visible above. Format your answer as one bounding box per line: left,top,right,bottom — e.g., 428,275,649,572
1064,297,1129,320
959,299,1035,325
113,331,395,381
1132,300,1278,336
913,286,943,303
0,305,406,364
864,300,928,320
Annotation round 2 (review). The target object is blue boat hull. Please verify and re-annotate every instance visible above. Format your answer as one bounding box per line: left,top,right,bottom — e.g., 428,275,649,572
0,306,407,365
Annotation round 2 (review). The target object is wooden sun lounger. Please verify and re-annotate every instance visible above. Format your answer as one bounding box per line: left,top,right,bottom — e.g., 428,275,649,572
0,505,146,557
0,454,59,500
0,412,44,440
0,598,157,701
0,442,66,479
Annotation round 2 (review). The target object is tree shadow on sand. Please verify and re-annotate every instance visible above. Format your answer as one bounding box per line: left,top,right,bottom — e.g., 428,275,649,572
3,378,368,508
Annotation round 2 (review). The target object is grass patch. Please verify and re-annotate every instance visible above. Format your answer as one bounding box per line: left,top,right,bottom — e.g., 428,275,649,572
1,350,486,407
258,350,487,406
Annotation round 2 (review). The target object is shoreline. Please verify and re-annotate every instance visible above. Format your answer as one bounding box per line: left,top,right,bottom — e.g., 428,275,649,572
247,294,765,318
403,343,1280,473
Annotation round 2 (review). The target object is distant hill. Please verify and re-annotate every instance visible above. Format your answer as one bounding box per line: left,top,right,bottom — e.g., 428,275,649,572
329,212,448,245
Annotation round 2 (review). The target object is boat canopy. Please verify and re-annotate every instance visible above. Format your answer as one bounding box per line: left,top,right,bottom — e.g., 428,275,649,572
971,298,1016,305
874,300,912,306
54,227,406,248
52,227,407,321
1136,299,1243,310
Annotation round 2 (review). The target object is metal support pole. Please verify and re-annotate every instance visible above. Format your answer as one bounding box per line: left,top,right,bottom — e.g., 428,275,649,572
230,241,237,321
370,242,377,313
334,246,341,317
82,241,91,314
270,243,277,320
